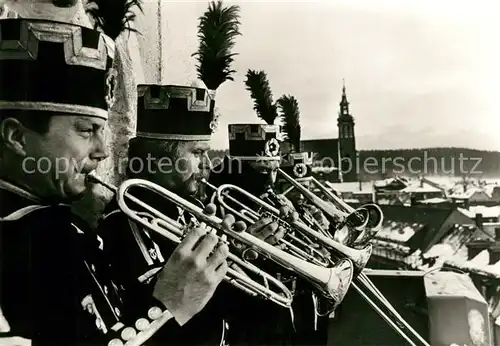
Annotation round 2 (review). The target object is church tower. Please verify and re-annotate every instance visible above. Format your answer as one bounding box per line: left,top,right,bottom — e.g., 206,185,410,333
337,80,358,182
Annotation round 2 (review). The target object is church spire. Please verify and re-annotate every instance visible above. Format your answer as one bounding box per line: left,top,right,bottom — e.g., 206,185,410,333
339,79,350,117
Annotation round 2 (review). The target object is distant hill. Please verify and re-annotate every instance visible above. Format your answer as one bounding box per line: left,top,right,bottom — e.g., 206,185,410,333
357,147,500,180
209,147,500,179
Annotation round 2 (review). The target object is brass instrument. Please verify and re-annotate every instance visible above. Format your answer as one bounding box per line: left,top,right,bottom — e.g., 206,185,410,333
210,182,373,273
203,179,333,267
205,176,430,346
88,175,356,345
277,174,430,346
276,169,384,246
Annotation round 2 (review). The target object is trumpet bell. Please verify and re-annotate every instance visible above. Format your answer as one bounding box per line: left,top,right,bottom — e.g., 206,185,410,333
333,207,370,245
320,258,354,310
353,204,384,246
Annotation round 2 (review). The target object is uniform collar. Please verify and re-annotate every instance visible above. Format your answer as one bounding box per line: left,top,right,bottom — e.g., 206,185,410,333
0,178,72,218
0,178,42,204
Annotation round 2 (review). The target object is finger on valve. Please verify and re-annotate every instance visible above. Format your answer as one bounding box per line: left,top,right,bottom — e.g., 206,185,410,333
178,226,207,251
203,203,217,216
232,221,247,233
221,214,236,231
207,240,229,270
266,225,286,245
193,230,219,258
255,222,278,241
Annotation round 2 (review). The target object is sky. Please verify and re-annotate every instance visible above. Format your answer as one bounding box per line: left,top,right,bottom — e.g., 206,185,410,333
140,0,500,151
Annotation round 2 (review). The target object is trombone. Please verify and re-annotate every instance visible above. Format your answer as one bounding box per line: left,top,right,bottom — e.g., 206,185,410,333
88,174,355,311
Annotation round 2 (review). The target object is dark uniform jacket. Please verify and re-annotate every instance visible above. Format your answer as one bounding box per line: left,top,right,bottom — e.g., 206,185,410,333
99,188,232,346
0,178,179,346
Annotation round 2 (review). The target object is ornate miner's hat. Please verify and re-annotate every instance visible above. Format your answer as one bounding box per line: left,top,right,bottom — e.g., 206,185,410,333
281,151,314,181
136,82,218,141
228,123,282,161
0,17,116,120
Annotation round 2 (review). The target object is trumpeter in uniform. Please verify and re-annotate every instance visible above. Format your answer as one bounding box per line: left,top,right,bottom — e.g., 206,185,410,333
208,98,344,346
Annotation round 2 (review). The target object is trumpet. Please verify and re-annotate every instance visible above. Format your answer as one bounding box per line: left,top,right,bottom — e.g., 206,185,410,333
210,182,373,273
276,169,384,247
88,174,355,311
204,178,430,346
203,179,333,267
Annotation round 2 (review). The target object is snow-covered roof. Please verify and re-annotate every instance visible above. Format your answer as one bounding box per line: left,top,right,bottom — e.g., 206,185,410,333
458,205,500,219
445,249,500,279
326,181,374,193
401,183,442,194
418,197,449,204
424,271,485,302
375,221,421,243
423,243,455,259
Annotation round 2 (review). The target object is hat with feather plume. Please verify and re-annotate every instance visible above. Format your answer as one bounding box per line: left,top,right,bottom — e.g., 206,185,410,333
136,0,241,141
228,69,282,161
0,0,140,119
277,94,314,181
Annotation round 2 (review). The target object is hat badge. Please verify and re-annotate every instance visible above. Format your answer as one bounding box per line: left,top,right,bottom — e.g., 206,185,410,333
264,138,280,157
209,111,220,133
104,67,118,110
293,163,307,178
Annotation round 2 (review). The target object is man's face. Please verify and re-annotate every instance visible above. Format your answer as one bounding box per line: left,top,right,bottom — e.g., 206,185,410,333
17,115,108,202
154,140,211,198
249,159,281,185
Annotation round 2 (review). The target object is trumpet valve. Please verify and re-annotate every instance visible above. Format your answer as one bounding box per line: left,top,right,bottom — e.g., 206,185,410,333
242,248,259,261
261,211,291,231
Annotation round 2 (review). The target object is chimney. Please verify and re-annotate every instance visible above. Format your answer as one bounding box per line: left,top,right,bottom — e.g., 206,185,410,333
420,178,424,188
467,240,492,260
475,213,484,230
410,196,417,206
464,199,470,210
359,180,362,191
489,227,500,263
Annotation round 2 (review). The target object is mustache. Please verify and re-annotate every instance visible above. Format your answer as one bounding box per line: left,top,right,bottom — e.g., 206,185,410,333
193,171,210,181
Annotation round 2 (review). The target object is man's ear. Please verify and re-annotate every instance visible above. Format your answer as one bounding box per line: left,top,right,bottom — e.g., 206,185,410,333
0,118,28,156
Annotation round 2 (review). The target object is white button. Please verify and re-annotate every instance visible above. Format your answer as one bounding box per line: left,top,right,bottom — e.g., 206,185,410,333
135,318,150,331
96,318,104,330
121,327,137,341
147,307,163,320
108,339,124,346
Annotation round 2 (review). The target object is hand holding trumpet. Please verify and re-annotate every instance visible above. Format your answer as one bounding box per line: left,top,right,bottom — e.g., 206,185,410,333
153,203,243,326
234,205,299,260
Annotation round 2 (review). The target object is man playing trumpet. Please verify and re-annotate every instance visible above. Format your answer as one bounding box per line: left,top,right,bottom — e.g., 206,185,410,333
206,87,339,345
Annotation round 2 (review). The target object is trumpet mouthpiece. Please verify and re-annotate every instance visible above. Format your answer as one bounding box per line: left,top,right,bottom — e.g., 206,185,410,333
85,172,100,184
